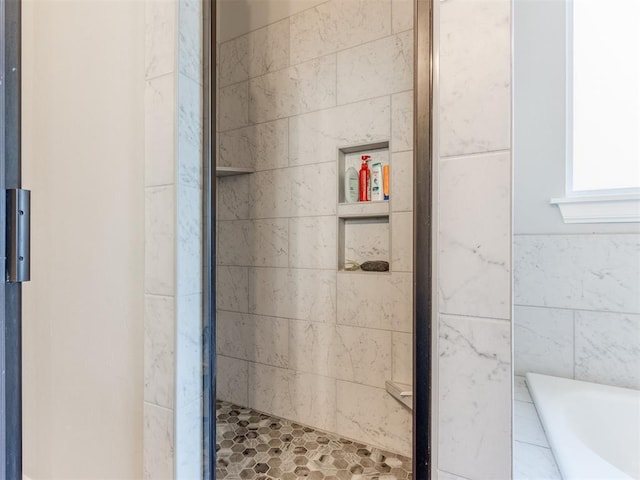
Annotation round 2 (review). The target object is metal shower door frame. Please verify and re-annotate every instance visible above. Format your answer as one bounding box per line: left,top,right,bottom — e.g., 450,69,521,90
202,1,434,478
0,0,23,478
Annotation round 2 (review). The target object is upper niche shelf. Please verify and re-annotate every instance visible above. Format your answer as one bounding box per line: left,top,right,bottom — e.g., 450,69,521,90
216,166,254,177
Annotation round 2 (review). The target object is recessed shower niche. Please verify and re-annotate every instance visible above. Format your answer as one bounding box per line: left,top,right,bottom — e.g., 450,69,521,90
337,142,392,272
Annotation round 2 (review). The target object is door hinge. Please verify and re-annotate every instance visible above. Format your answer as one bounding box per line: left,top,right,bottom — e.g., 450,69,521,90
7,189,30,283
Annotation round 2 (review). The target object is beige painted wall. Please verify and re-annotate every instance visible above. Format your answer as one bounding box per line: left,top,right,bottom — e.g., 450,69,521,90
21,1,145,478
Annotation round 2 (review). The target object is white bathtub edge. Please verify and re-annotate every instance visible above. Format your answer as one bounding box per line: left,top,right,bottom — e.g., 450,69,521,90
526,373,639,480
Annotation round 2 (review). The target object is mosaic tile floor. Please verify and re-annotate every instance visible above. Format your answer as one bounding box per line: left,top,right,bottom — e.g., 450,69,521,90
216,400,413,480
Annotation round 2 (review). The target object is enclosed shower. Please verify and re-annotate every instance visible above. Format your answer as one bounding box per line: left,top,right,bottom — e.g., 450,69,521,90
213,0,416,477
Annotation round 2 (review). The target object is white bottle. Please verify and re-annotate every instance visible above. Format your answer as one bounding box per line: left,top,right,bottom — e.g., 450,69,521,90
344,167,359,203
370,162,383,201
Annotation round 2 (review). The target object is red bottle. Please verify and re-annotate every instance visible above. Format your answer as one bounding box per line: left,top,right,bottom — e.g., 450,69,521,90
359,155,371,202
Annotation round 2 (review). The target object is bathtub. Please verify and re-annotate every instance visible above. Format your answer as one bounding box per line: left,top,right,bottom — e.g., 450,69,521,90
526,373,640,480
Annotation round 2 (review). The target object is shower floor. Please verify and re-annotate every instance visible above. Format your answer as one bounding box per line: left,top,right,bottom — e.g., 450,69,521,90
216,400,413,480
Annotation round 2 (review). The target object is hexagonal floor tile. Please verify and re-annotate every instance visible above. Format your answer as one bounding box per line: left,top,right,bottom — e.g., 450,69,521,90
215,400,412,480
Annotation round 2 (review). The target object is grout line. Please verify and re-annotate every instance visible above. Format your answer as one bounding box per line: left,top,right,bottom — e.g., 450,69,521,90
514,439,552,451
439,149,512,161
513,232,640,237
218,91,395,135
513,303,639,316
217,89,412,135
216,308,413,336
438,311,512,323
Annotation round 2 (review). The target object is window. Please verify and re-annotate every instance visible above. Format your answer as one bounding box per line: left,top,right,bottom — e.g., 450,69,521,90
551,0,640,222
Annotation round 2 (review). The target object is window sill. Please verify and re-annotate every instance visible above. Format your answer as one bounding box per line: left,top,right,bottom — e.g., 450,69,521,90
550,193,640,224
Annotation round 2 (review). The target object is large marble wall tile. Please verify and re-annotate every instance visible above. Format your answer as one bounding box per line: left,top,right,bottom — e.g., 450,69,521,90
145,75,175,187
514,306,573,378
289,2,337,65
217,220,252,266
216,266,249,313
248,363,337,433
344,218,389,266
217,175,250,221
290,0,391,66
249,267,337,323
438,471,471,480
337,272,412,332
219,19,290,88
250,163,336,219
252,219,289,268
439,0,511,157
219,81,249,131
390,151,413,212
248,169,292,219
514,400,549,448
177,74,202,188
514,375,532,403
514,234,640,314
438,152,511,320
218,219,289,268
391,212,413,273
249,55,336,124
145,0,176,80
217,311,289,368
575,310,640,389
219,119,288,171
392,332,412,385
438,315,511,480
247,19,290,79
143,403,174,480
177,185,202,296
292,371,337,434
391,91,413,153
175,395,202,480
289,322,392,388
176,293,202,405
336,380,412,456
145,186,175,296
144,295,175,409
289,216,337,269
289,96,390,166
178,0,202,84
392,0,413,33
513,442,562,480
247,362,295,419
219,35,250,88
337,31,413,105
216,355,249,407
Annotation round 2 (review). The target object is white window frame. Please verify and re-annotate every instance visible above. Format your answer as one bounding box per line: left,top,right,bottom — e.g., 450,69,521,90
550,0,640,223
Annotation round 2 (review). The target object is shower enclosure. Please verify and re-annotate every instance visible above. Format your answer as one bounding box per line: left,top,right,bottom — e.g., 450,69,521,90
204,0,434,478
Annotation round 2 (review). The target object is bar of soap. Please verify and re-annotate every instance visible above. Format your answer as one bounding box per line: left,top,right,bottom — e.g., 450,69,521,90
360,261,389,272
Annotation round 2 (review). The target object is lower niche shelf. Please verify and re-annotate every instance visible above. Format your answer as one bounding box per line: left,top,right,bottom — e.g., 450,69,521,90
338,215,390,272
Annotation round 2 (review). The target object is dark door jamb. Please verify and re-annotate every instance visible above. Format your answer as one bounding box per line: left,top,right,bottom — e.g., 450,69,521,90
0,0,22,479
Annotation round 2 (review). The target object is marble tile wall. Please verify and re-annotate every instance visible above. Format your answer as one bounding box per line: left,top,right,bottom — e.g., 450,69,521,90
216,0,414,457
436,0,513,478
144,0,203,478
514,233,640,390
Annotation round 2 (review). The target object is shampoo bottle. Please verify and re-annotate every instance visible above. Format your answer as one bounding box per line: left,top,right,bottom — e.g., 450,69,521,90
370,162,383,201
345,166,359,203
358,155,371,202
